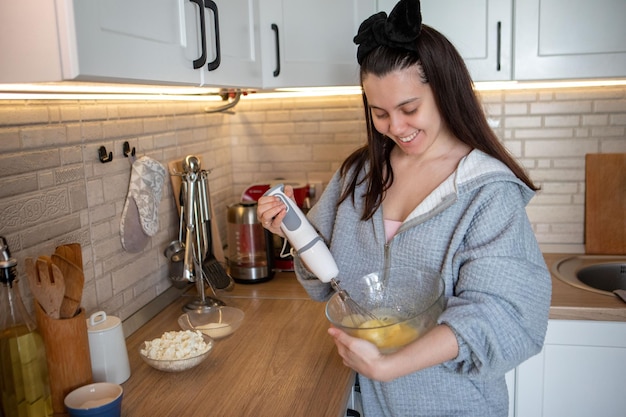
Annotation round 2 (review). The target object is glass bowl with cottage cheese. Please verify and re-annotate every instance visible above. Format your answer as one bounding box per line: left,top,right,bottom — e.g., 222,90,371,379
139,330,214,372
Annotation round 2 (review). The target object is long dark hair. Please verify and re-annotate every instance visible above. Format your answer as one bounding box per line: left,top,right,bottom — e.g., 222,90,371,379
340,25,538,221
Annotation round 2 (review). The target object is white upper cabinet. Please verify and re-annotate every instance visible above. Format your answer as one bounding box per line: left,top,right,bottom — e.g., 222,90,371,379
377,0,513,81
514,0,626,80
0,0,203,85
200,0,262,87
0,0,259,87
258,0,377,88
72,0,205,85
2,0,624,87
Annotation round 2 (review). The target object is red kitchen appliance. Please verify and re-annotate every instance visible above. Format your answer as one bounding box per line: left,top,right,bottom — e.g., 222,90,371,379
241,181,313,271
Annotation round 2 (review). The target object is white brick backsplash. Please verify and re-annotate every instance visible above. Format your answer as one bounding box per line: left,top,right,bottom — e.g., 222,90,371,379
525,139,599,157
294,122,321,134
1,86,624,320
527,204,584,223
600,139,626,153
532,194,574,205
552,158,585,169
319,120,363,134
594,99,626,113
517,128,575,140
582,114,609,126
0,104,49,126
530,101,592,114
314,144,362,161
555,88,623,100
591,126,624,137
544,115,580,127
504,103,529,115
504,91,538,102
262,121,296,135
610,114,626,125
504,116,542,128
20,125,67,148
532,168,585,181
504,140,522,156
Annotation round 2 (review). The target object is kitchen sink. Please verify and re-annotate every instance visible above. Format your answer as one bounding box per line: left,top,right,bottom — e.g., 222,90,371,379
551,255,626,296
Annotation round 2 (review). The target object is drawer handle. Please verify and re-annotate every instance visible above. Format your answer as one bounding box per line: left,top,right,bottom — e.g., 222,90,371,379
271,23,281,77
189,0,207,69
496,21,502,72
205,0,221,71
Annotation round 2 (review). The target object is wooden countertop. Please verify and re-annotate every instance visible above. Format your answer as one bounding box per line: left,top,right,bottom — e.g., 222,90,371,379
122,272,353,417
121,254,625,416
544,253,626,321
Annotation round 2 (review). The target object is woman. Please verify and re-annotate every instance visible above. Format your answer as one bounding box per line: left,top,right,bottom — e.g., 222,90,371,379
257,0,551,415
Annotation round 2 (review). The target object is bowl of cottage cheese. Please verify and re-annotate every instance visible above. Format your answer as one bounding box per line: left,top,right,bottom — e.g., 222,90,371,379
139,330,213,372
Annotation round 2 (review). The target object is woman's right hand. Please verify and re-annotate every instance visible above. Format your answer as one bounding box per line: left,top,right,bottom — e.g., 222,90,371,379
256,185,295,238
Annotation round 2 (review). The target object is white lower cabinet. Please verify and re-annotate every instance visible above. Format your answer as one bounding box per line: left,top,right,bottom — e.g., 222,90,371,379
511,320,626,417
506,368,515,417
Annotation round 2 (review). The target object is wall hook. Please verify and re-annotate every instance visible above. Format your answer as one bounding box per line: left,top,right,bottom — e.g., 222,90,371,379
98,146,113,163
123,141,136,158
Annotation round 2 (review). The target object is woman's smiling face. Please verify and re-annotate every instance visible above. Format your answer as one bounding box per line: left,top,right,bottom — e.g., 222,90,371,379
363,65,452,158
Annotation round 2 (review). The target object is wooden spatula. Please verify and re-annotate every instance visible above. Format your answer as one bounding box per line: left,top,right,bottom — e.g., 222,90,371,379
25,257,65,319
55,243,83,272
51,253,84,318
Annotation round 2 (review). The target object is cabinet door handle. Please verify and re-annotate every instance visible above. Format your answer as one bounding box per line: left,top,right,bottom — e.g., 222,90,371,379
271,23,281,77
205,0,221,71
189,0,207,69
496,21,502,71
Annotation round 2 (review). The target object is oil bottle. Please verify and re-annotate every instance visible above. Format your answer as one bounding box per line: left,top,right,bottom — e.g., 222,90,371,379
0,237,52,417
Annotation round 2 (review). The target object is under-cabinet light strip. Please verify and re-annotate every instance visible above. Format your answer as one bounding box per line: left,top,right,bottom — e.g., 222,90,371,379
473,79,626,91
0,93,226,101
0,79,625,100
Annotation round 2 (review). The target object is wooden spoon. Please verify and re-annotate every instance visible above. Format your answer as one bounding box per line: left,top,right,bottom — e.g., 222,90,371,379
55,243,83,272
25,257,65,319
51,253,84,318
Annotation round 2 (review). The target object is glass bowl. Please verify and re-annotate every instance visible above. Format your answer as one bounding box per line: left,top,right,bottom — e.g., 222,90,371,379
326,267,445,353
139,330,213,372
178,306,244,339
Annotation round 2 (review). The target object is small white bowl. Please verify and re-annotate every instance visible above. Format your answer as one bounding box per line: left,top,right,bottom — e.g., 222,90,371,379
178,306,244,339
64,382,123,417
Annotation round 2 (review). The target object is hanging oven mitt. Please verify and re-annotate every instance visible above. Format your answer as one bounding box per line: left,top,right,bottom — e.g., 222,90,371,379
120,156,166,252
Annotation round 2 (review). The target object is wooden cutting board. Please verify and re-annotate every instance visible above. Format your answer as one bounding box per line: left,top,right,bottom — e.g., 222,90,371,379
585,153,626,254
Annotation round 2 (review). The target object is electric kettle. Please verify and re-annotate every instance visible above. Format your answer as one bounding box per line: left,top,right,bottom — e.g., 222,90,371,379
226,202,274,283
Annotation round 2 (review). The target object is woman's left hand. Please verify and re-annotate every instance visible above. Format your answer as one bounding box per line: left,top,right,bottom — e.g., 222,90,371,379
328,327,391,381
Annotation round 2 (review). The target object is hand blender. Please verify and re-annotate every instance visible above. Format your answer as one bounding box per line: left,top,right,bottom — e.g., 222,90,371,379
264,184,377,324
264,184,338,282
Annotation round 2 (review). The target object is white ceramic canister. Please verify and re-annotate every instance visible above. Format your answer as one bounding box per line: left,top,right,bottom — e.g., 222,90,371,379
86,311,131,384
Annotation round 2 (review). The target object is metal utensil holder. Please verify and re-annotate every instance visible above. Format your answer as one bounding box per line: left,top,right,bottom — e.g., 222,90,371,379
181,155,225,313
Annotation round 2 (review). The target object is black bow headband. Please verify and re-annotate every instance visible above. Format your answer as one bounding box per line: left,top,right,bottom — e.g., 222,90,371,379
353,0,422,65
